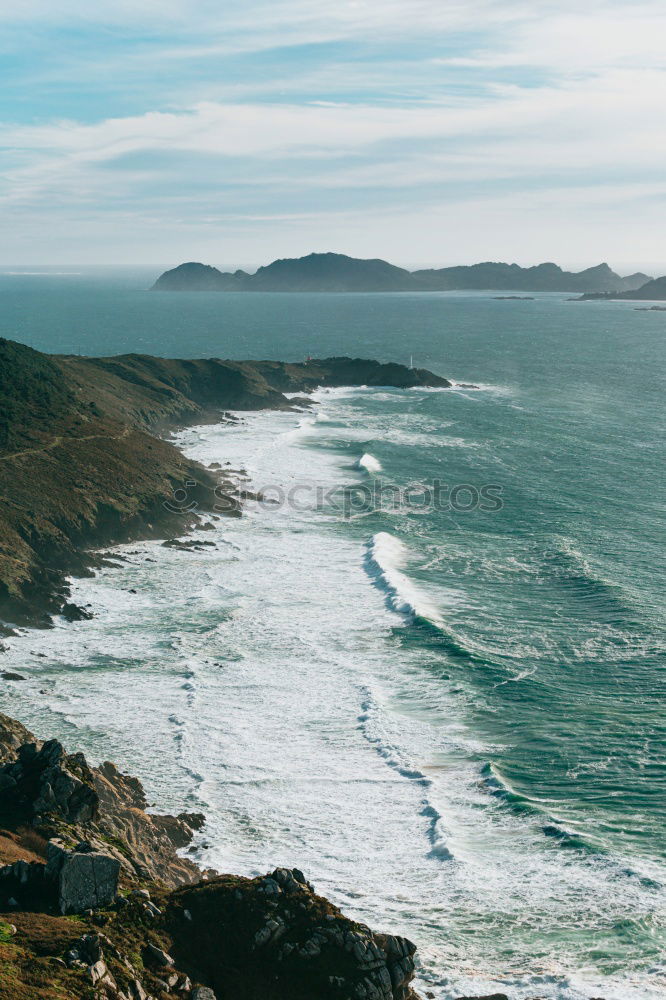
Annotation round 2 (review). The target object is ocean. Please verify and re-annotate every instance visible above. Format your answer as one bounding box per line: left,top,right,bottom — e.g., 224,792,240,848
1,267,665,999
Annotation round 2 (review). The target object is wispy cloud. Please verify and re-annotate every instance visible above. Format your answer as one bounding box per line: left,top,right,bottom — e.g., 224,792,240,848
1,2,665,265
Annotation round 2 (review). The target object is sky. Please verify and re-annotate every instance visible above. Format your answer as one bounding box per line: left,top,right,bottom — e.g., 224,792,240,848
1,1,665,270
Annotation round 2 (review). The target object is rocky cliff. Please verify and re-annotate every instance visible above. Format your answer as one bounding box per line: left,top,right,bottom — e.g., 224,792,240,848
0,340,449,625
0,712,421,1000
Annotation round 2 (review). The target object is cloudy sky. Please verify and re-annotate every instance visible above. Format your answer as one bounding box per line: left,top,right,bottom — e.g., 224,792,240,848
1,1,665,269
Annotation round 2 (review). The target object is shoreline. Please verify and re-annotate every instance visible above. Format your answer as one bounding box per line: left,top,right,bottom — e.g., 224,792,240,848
0,346,640,1000
0,344,455,999
0,341,449,626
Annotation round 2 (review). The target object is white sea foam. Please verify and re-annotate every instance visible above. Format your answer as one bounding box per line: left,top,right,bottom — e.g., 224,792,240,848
365,532,443,626
357,452,382,474
1,391,664,1000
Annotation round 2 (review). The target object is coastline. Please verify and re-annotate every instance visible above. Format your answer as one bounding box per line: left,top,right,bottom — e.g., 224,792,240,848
0,345,454,1000
0,342,647,1000
0,341,449,626
1,398,630,1000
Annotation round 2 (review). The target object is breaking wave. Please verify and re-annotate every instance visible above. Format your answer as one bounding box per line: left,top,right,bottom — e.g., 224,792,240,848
364,532,442,626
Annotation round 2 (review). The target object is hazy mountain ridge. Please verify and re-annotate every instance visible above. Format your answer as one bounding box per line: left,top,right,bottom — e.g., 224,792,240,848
152,252,651,294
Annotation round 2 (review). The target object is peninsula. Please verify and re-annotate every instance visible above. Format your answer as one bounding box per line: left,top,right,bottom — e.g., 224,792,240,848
0,340,449,626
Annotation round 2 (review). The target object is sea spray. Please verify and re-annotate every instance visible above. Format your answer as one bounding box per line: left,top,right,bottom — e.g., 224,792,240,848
357,452,383,474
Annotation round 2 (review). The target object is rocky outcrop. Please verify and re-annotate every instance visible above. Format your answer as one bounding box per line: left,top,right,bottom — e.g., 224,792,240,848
46,839,121,914
0,739,98,826
0,720,422,1000
0,712,35,764
578,273,666,300
0,731,202,887
167,867,418,1000
93,759,204,886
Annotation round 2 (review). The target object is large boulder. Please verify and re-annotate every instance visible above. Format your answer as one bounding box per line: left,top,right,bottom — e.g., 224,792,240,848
46,839,120,914
167,867,418,1000
0,840,120,915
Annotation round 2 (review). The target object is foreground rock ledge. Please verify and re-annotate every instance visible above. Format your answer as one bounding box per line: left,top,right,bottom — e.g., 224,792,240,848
0,712,419,1000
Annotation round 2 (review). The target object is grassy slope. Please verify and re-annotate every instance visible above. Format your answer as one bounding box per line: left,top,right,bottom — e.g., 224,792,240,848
0,343,448,623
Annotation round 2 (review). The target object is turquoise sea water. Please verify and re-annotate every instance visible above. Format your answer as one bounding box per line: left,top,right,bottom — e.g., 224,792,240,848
1,268,664,998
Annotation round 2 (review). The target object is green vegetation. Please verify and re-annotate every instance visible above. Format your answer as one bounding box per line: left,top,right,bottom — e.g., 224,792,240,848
0,339,77,453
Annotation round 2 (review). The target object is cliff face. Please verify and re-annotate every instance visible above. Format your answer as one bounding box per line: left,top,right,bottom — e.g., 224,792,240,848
151,253,650,294
0,713,420,1000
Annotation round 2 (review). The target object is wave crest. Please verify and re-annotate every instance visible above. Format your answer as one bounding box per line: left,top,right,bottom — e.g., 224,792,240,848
364,532,442,626
357,452,382,474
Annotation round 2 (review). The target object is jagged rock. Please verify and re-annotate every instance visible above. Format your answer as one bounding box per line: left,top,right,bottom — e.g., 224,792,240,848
168,868,418,1000
75,932,104,964
129,980,149,1000
2,671,26,680
90,958,109,983
192,988,218,1000
62,602,94,622
0,738,98,824
0,725,202,888
46,839,120,914
93,760,202,886
0,713,35,763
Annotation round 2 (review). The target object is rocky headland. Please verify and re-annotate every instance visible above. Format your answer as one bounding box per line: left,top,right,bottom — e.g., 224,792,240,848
0,339,449,626
0,712,423,1000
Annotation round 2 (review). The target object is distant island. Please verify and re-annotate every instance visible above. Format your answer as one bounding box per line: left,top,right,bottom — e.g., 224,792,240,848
152,252,651,295
577,275,666,301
